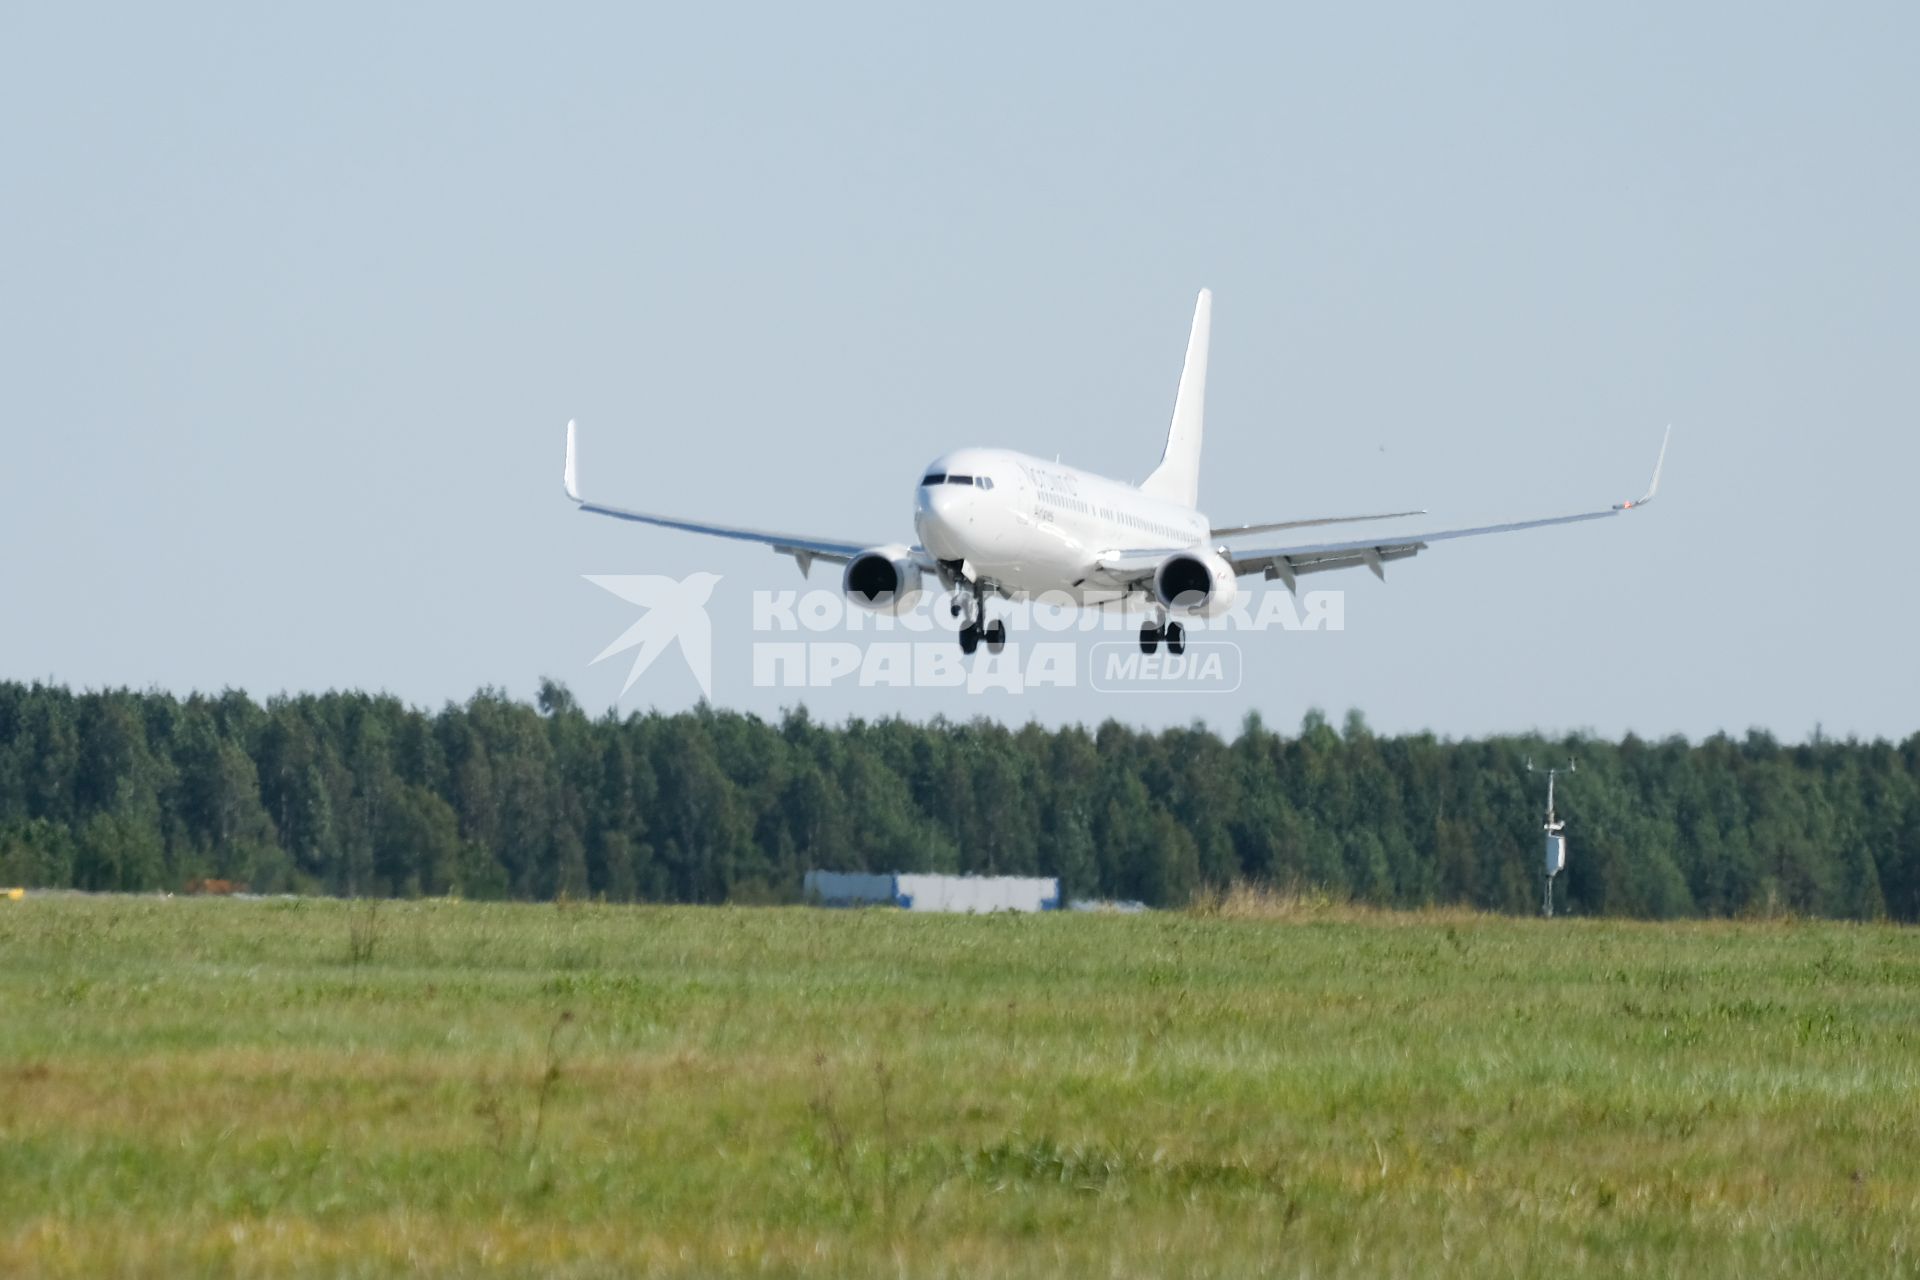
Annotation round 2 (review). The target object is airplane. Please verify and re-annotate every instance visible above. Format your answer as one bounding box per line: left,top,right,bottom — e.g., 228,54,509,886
563,289,1668,657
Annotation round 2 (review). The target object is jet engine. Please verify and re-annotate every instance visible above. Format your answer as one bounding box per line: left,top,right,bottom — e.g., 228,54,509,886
1153,550,1238,617
842,545,925,615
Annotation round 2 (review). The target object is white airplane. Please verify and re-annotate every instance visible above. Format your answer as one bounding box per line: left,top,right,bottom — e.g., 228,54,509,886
564,289,1668,656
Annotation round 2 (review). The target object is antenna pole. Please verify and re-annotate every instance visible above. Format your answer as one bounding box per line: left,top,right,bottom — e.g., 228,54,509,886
1528,758,1574,919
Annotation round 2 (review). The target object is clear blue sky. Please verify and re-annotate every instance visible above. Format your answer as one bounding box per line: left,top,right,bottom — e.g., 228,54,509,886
3,3,1915,741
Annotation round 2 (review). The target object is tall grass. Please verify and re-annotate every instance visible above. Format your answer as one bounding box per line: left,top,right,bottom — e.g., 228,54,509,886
1,896,1917,1277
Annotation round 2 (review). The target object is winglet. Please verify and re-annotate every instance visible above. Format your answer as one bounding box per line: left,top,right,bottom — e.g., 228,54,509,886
564,420,582,502
1614,425,1671,510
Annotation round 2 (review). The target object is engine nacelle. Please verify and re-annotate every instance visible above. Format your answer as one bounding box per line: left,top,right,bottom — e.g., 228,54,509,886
1153,550,1238,617
842,545,925,615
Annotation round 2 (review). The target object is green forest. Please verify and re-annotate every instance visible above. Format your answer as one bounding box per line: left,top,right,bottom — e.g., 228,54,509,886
1,680,1915,919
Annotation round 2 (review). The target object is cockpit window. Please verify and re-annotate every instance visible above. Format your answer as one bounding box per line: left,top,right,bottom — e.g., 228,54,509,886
947,474,973,486
921,473,946,486
977,476,994,490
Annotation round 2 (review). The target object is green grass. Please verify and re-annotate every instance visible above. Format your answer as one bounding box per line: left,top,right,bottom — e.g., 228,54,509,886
2,896,1918,1277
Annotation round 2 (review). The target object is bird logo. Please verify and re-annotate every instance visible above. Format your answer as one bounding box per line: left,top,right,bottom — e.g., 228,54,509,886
584,572,721,698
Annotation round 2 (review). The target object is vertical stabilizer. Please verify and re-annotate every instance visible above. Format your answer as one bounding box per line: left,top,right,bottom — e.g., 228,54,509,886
1140,289,1211,508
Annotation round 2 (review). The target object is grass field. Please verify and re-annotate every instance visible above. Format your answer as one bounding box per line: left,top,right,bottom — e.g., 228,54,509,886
3,895,1918,1278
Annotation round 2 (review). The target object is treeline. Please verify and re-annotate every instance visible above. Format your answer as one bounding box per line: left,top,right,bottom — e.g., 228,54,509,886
0,680,1916,919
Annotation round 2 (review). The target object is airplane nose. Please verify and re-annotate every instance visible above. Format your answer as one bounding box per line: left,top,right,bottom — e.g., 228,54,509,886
920,483,968,520
915,484,971,557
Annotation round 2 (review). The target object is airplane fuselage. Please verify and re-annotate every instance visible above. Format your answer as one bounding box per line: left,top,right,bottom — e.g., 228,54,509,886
912,447,1210,602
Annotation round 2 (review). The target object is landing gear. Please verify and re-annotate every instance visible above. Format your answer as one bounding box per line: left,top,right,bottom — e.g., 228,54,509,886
959,617,1006,655
1139,619,1186,655
952,570,982,654
951,572,1007,655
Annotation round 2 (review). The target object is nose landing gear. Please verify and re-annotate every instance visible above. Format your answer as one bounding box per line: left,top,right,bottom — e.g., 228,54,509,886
950,570,1007,655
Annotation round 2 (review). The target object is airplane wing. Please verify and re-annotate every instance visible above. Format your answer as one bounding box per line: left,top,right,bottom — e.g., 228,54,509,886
1224,428,1670,589
1210,509,1426,540
1093,547,1192,580
563,421,897,572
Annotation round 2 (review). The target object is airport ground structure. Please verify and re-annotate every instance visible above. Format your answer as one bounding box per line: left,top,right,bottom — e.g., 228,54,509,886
1,679,1917,919
804,870,1062,912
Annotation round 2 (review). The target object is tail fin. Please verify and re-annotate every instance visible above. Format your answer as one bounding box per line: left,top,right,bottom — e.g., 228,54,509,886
1139,288,1211,509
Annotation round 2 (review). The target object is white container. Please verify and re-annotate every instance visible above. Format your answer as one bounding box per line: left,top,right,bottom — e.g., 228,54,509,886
892,873,1062,913
802,870,897,906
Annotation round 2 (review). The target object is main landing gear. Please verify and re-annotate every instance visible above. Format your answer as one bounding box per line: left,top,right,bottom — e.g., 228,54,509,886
1139,619,1186,655
960,617,1007,656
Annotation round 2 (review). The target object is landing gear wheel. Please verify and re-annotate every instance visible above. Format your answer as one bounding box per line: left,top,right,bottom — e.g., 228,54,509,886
1139,622,1162,655
959,623,981,655
1165,621,1186,656
985,620,1007,654
949,597,964,619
